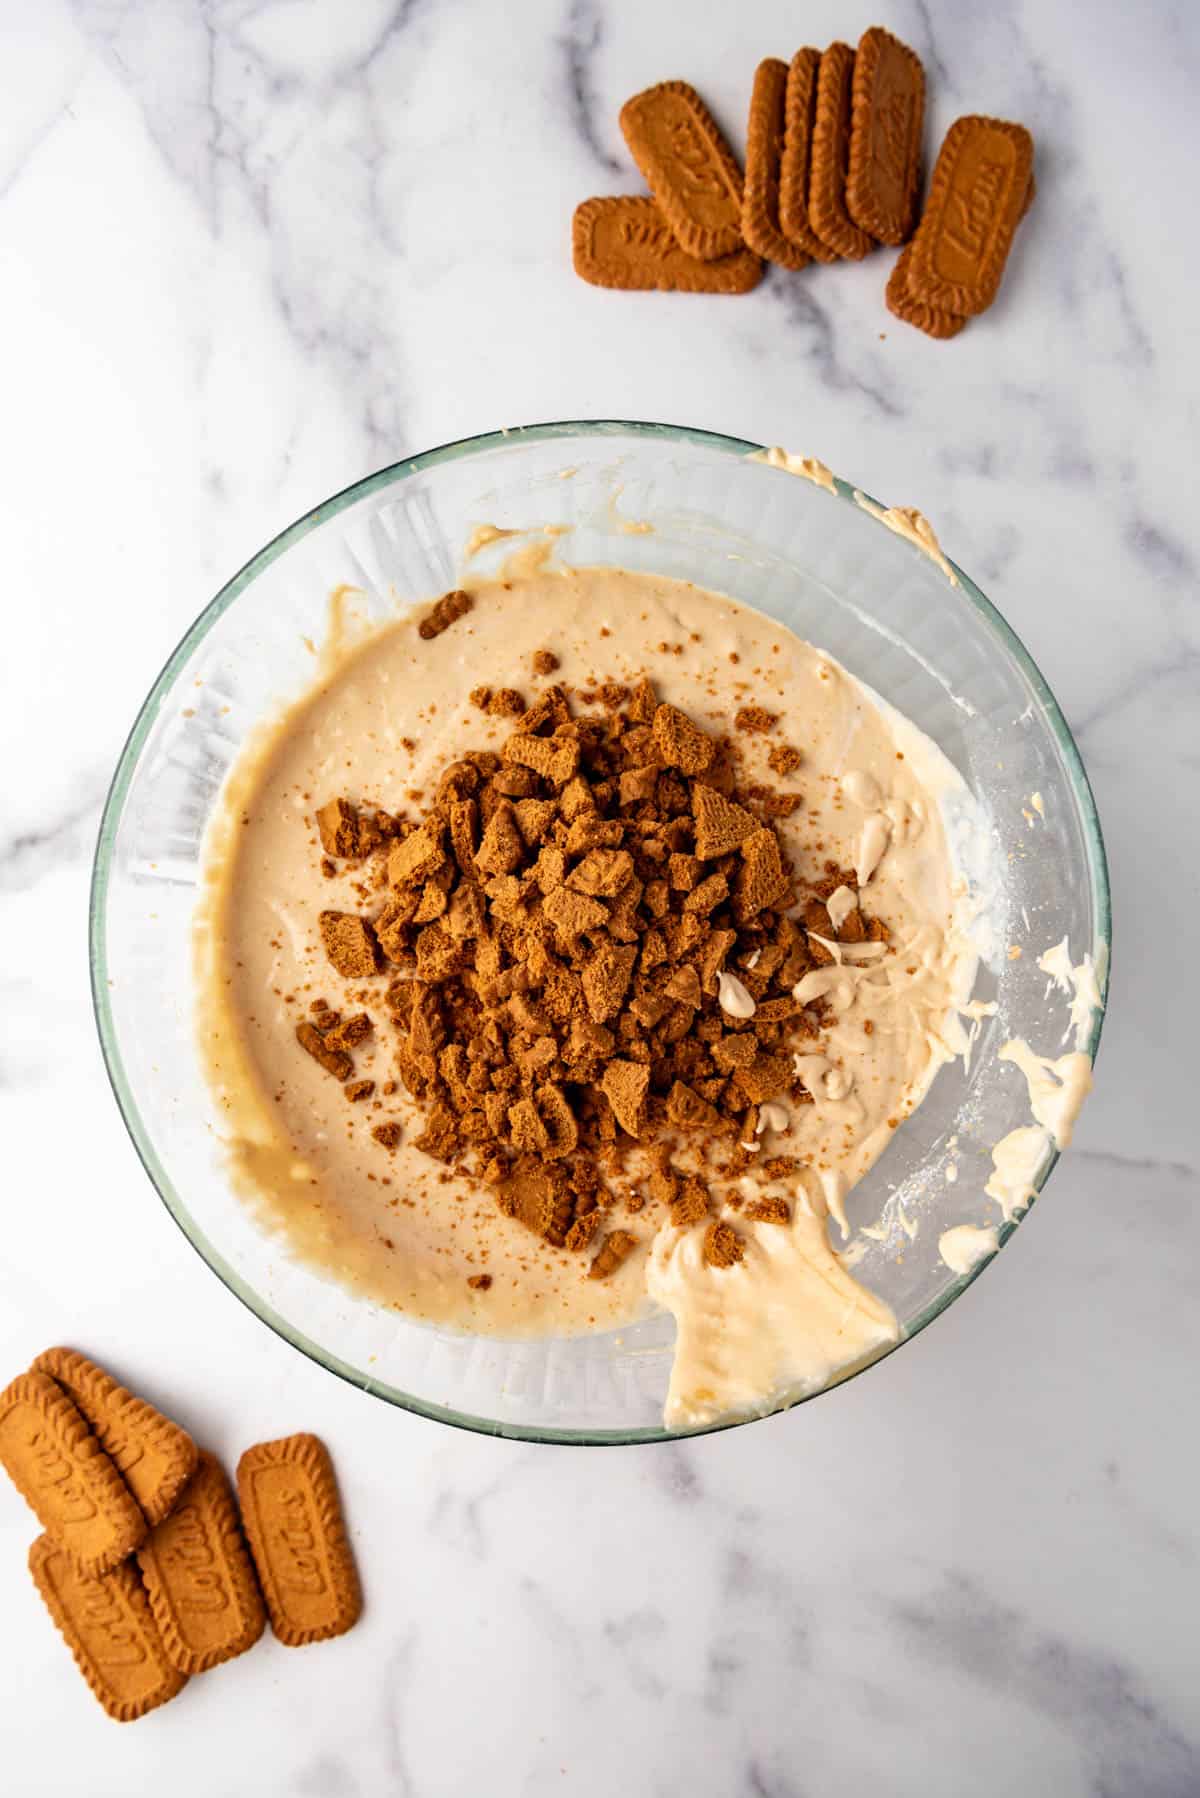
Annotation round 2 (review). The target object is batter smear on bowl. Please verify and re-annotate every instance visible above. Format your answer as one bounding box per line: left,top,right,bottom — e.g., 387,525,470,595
196,566,981,1429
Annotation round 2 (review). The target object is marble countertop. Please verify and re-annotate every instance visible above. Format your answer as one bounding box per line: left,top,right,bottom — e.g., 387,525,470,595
2,2,1198,1792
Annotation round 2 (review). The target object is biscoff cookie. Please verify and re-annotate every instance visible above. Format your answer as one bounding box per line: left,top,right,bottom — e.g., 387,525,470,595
846,26,925,245
888,175,1035,337
0,1371,146,1576
29,1534,187,1722
33,1347,198,1528
138,1451,267,1675
619,81,744,261
809,44,875,260
778,48,838,263
906,115,1034,316
237,1434,361,1646
742,59,809,270
885,244,967,338
573,197,762,294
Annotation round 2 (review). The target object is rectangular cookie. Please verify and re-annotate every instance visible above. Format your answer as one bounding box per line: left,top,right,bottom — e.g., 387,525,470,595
847,26,925,244
619,81,744,261
0,1371,146,1576
809,44,875,260
742,59,808,270
33,1347,198,1527
906,115,1035,316
573,196,762,294
778,48,838,263
236,1434,362,1646
30,1535,188,1722
138,1451,267,1674
885,244,967,338
888,171,1035,337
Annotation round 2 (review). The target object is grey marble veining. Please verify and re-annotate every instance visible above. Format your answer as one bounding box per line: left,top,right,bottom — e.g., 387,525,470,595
1,2,1198,1792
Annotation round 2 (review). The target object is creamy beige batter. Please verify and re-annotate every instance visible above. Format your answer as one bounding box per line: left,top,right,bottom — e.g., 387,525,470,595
196,564,980,1427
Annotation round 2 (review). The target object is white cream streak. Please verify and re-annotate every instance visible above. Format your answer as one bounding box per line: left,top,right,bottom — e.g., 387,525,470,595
985,1038,1094,1221
939,1224,999,1276
1038,937,1103,1051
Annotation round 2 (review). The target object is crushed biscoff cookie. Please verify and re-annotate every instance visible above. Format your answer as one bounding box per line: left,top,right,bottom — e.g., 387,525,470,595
294,673,877,1281
197,564,981,1426
418,589,473,640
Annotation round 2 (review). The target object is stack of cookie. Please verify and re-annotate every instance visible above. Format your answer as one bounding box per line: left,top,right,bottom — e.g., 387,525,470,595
751,32,925,268
885,116,1035,337
0,1350,361,1721
573,82,764,295
572,25,1034,337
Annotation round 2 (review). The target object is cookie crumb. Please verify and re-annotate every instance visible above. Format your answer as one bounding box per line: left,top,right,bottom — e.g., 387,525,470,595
588,1231,638,1280
670,1178,710,1229
734,706,778,734
316,797,381,861
703,1220,745,1267
296,1022,353,1081
652,703,714,774
745,1195,790,1224
319,912,379,978
601,1060,650,1137
767,744,803,777
418,589,473,640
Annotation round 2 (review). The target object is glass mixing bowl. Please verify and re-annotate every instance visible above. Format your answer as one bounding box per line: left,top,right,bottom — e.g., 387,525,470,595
91,422,1110,1443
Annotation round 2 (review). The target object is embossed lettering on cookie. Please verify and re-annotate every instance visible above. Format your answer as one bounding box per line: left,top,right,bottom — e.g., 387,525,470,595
237,1433,362,1646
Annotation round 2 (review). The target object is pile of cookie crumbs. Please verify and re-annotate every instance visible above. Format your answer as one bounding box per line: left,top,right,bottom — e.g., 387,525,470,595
298,628,885,1283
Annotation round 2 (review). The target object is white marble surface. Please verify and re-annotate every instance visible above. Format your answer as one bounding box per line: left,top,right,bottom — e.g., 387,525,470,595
2,1,1198,1791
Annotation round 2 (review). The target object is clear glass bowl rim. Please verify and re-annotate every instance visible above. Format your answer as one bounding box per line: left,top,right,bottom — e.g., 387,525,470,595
89,418,1112,1445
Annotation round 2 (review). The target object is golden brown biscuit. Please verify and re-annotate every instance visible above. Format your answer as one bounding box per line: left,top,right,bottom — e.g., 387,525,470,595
885,244,967,338
778,49,839,263
138,1451,267,1674
619,81,744,261
237,1434,362,1646
33,1347,198,1528
846,26,925,244
742,59,809,270
29,1535,187,1722
573,196,762,293
0,1371,145,1575
887,169,1035,337
809,44,875,260
906,115,1035,315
